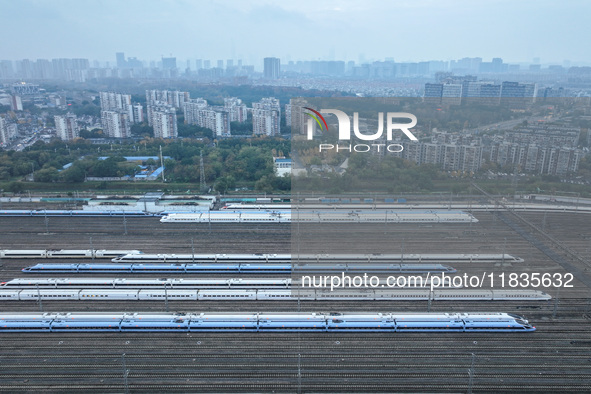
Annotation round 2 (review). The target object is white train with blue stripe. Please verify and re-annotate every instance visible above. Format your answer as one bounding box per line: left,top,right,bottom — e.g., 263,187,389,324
111,253,524,264
0,288,550,301
159,210,478,223
0,312,535,332
21,262,456,274
0,249,141,259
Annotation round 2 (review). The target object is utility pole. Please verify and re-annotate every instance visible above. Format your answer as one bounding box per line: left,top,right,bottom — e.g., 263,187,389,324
123,210,128,236
121,353,129,394
191,238,195,264
159,145,165,182
552,285,560,319
199,151,206,193
36,284,43,312
44,210,49,234
164,283,169,312
90,237,94,262
467,353,475,394
297,353,302,394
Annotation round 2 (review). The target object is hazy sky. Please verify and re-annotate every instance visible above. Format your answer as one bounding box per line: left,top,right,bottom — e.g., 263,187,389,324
1,0,590,65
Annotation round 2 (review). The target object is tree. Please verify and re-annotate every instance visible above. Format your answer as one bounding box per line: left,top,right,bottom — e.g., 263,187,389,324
6,181,25,193
215,176,236,194
62,166,86,182
131,123,154,137
35,167,59,182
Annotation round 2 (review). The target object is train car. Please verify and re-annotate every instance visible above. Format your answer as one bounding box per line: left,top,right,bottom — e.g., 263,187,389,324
432,289,552,301
138,290,198,301
2,277,291,289
295,263,456,274
0,210,156,218
258,312,327,330
197,290,257,300
159,210,476,224
22,263,80,273
22,262,455,275
190,313,259,331
0,249,48,258
17,289,80,300
222,204,292,210
373,289,432,300
44,250,95,258
0,249,142,259
0,288,550,302
256,290,308,300
0,210,35,217
129,263,187,273
238,263,292,273
0,312,535,332
0,289,21,300
79,289,139,300
112,253,293,263
93,250,143,258
111,252,523,265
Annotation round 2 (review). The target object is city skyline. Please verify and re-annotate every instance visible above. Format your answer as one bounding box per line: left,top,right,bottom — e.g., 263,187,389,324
1,0,591,65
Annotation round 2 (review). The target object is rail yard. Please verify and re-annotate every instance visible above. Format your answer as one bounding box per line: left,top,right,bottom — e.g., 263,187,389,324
0,203,590,392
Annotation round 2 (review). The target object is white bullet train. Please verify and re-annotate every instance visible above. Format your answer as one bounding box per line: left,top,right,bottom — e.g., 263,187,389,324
0,312,536,332
0,288,551,301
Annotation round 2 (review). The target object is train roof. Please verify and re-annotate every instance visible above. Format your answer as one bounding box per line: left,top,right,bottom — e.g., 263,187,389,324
0,311,516,320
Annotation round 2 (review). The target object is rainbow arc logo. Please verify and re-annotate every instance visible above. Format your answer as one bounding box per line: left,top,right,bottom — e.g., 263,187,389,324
304,107,328,131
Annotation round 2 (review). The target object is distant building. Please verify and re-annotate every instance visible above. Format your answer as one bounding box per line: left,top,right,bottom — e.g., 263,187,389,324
146,90,190,108
490,142,581,176
392,141,483,173
288,98,314,136
252,97,281,136
9,95,22,111
116,52,127,68
273,157,291,176
101,110,130,138
132,104,144,124
100,92,131,111
100,92,144,124
423,83,443,104
197,108,230,137
162,57,177,69
441,84,462,105
0,116,8,145
501,81,537,107
54,113,79,141
223,97,248,122
183,99,230,137
263,57,280,79
11,82,39,95
149,106,178,139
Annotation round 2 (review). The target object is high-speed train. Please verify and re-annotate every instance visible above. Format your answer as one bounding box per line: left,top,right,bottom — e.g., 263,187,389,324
222,204,291,210
1,278,291,289
0,249,141,259
159,210,478,224
0,277,461,289
0,210,156,217
21,263,457,274
0,312,536,332
112,253,524,264
0,288,550,301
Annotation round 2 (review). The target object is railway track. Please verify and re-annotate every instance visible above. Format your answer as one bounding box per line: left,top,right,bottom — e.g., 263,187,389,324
0,212,590,392
0,383,588,392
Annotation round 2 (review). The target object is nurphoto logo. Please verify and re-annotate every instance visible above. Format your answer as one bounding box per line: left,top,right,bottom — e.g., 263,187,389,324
304,108,418,153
